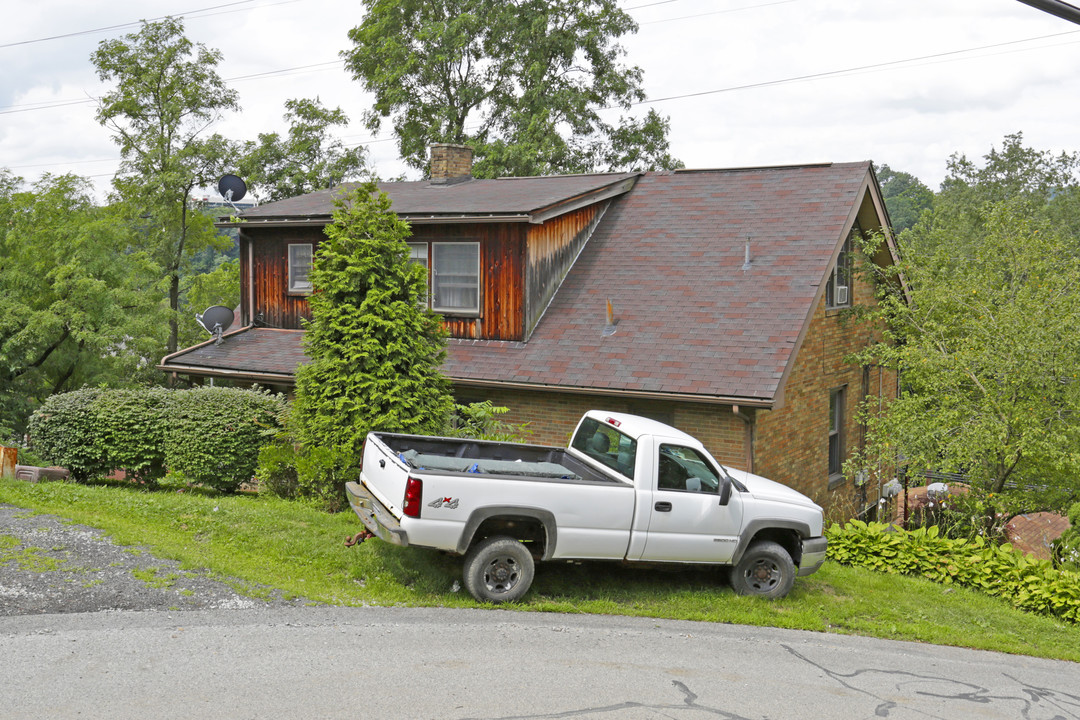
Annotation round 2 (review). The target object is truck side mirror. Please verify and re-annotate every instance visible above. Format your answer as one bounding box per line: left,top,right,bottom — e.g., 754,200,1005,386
718,478,732,506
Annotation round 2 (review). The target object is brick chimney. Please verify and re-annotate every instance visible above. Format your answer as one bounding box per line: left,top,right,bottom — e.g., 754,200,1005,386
429,143,473,185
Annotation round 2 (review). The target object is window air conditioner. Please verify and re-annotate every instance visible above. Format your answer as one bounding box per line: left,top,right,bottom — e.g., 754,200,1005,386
836,285,849,305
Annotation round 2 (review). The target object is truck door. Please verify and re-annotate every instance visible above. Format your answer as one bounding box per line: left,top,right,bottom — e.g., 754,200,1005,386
637,443,743,563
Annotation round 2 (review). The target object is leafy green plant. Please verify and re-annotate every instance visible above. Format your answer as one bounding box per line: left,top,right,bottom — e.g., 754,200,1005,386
255,439,300,500
163,386,285,493
95,387,171,487
447,401,531,442
28,388,109,482
828,520,1080,624
1053,502,1080,571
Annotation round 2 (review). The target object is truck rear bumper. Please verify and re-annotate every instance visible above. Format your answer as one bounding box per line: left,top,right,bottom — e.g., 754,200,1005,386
345,481,409,547
797,536,828,576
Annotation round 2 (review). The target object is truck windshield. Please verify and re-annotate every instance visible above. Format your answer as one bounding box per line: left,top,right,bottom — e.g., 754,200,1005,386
570,417,637,479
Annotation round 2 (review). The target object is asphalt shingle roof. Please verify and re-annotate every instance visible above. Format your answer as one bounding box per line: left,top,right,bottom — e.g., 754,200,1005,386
172,163,875,404
239,173,638,220
444,163,873,402
162,328,307,377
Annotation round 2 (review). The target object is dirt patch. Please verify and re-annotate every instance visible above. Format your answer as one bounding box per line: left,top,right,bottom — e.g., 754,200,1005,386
0,503,308,616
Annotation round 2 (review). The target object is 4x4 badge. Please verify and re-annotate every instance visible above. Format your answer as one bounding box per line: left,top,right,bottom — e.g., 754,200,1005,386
428,497,459,509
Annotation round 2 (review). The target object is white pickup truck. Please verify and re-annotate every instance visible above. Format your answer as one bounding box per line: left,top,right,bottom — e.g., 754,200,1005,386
345,410,827,602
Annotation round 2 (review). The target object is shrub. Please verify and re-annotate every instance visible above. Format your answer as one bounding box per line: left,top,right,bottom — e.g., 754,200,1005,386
164,387,285,493
95,387,170,487
28,388,109,482
828,520,1080,624
255,439,300,499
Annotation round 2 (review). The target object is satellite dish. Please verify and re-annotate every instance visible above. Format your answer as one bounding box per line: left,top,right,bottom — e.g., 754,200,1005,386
196,305,235,345
217,174,247,203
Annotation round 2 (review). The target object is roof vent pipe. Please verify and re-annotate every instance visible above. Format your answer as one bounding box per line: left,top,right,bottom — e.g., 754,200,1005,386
602,299,618,337
742,238,752,271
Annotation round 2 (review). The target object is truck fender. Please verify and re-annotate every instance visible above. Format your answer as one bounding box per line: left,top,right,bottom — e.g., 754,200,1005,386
456,507,558,560
730,519,812,567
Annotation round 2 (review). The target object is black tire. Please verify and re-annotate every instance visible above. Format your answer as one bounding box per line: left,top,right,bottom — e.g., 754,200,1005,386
729,540,795,599
463,536,535,603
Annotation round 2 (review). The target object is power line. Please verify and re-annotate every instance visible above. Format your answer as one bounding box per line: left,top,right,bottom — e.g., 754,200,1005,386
0,0,262,49
639,0,798,24
629,28,1080,106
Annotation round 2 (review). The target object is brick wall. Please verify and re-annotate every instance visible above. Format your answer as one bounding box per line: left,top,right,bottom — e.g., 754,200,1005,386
456,386,748,469
753,254,896,514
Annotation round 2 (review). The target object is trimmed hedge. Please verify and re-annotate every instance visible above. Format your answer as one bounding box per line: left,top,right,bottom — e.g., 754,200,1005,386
27,388,108,482
827,520,1080,624
164,387,283,492
28,387,285,492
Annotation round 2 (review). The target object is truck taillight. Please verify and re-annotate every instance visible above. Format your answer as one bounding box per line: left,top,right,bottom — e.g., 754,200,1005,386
402,477,423,518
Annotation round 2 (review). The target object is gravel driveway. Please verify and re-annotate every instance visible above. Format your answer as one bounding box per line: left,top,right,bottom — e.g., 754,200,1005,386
0,503,305,616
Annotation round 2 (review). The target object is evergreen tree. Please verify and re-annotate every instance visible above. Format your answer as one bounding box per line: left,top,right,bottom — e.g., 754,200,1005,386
291,181,453,466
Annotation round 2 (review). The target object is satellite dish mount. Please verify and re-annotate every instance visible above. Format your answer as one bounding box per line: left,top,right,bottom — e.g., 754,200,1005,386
196,305,235,345
217,174,248,214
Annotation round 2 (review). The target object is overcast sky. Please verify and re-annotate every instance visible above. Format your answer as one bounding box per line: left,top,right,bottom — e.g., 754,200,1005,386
3,0,1078,202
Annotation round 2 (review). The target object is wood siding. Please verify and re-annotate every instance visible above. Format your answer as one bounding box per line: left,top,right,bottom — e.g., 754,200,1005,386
243,222,527,341
242,226,322,329
411,223,526,341
525,203,607,338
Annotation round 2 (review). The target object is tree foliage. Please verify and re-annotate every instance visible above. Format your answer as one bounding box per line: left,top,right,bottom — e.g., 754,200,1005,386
852,206,1080,504
0,172,162,437
875,163,933,234
853,136,1080,511
935,132,1080,243
92,17,240,354
238,97,370,203
342,0,681,177
291,181,454,466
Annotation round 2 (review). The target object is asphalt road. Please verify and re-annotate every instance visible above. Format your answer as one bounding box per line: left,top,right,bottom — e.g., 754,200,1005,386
3,505,1079,720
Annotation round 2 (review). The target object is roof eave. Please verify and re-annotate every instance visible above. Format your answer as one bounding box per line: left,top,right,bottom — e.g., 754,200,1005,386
448,376,775,409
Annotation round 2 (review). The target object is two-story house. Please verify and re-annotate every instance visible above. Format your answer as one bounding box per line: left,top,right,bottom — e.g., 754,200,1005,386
160,144,900,513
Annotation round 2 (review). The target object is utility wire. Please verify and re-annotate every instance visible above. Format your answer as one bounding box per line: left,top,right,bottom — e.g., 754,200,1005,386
629,28,1080,106
0,0,261,49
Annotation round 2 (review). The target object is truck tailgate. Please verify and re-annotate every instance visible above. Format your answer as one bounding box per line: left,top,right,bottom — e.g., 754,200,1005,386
360,433,410,519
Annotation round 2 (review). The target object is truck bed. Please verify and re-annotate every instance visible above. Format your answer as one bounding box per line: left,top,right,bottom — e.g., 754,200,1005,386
373,432,622,485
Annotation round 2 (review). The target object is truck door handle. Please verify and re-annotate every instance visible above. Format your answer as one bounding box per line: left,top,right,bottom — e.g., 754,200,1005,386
654,501,672,512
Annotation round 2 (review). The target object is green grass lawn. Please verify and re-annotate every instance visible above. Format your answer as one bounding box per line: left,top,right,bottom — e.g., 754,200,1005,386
3,476,1078,662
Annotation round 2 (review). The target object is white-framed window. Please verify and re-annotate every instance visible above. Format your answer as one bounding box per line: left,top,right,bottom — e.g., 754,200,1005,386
431,242,480,314
288,243,313,294
825,225,858,309
407,243,429,305
828,386,846,482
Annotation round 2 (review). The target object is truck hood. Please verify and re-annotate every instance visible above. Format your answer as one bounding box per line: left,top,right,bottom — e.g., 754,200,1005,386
725,467,823,512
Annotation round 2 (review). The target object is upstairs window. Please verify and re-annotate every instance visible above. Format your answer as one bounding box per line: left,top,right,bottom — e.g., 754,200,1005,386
826,224,859,309
432,242,480,314
288,243,313,294
407,243,429,305
407,241,480,314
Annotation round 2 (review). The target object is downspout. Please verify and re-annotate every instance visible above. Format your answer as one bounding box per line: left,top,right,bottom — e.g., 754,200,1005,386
732,405,754,474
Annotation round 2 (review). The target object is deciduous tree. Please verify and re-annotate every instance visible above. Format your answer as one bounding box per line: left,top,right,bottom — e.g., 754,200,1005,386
238,97,370,203
851,204,1080,507
875,163,933,234
92,17,240,354
342,0,681,177
0,172,161,436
